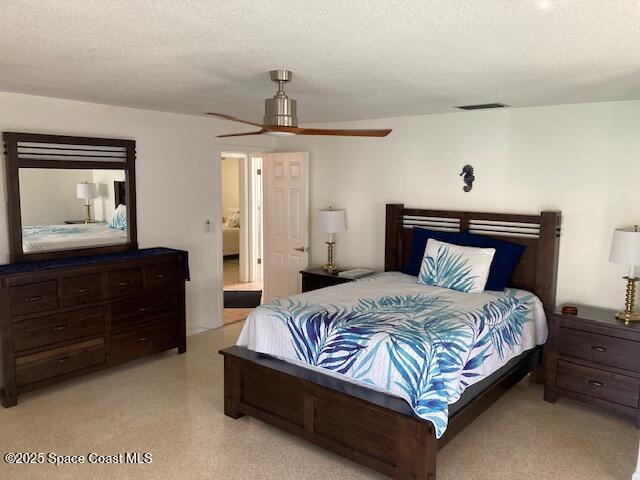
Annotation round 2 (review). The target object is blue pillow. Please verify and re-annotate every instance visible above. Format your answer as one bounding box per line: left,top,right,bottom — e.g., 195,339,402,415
460,232,526,291
404,228,470,276
404,227,526,291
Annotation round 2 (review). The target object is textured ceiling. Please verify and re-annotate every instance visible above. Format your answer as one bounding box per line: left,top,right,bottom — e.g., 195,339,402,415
1,0,640,123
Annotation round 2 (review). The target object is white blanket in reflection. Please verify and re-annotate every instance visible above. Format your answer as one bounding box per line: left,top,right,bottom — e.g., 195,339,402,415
22,224,128,253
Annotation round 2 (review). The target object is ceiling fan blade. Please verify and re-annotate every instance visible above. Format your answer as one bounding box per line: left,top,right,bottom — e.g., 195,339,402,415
217,130,265,138
265,126,392,137
206,112,263,128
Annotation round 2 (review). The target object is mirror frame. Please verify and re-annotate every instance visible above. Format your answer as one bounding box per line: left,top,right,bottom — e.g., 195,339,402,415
2,132,138,263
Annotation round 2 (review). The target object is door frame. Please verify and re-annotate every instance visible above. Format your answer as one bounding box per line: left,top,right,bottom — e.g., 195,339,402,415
218,144,273,328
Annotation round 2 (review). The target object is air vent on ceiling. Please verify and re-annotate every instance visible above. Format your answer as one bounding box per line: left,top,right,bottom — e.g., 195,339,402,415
456,103,510,111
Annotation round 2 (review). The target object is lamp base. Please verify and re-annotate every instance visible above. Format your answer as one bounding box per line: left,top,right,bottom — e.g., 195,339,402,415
617,276,640,326
322,241,337,273
616,310,640,325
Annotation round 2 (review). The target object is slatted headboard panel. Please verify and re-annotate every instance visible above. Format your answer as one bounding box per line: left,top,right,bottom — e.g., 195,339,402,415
385,204,561,310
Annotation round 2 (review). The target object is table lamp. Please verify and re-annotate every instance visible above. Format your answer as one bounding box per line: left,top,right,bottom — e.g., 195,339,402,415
609,225,640,325
76,182,98,223
317,207,346,273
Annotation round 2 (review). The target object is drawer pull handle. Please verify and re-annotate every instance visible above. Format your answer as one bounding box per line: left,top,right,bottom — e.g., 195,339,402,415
26,295,44,302
75,288,90,293
138,306,152,313
155,274,167,279
590,346,607,352
117,281,129,286
52,324,69,331
587,380,604,388
56,356,71,364
138,336,151,342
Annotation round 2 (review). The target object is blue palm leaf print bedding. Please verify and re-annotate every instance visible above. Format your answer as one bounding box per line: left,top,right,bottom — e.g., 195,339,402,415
237,272,547,438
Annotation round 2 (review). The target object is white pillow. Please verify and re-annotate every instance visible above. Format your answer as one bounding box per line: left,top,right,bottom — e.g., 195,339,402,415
418,239,495,293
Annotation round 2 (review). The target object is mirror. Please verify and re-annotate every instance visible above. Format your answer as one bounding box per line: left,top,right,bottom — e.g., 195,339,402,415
19,168,129,254
3,132,137,262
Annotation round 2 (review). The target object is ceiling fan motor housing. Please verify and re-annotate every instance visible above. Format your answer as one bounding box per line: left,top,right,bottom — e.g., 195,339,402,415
263,69,298,127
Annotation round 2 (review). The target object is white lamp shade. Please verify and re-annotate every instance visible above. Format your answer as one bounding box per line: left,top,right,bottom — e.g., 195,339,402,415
76,182,98,200
609,227,640,266
317,209,346,234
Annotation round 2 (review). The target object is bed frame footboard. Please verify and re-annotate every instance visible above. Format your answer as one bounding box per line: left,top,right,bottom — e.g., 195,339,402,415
222,346,438,480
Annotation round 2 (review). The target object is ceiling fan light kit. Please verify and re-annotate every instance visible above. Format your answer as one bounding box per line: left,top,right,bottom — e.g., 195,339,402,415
207,70,392,138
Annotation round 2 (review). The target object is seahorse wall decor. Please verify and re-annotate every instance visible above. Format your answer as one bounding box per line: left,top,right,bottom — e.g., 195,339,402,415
460,165,475,192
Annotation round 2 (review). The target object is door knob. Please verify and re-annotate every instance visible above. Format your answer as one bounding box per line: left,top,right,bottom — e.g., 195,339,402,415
294,247,308,252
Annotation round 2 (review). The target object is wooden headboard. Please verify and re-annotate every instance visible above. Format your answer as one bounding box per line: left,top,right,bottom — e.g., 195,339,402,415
385,204,561,311
114,180,126,207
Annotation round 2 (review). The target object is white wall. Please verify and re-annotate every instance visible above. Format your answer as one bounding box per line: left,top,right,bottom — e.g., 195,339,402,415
19,168,93,225
221,157,240,219
276,100,640,310
92,169,126,223
0,92,273,330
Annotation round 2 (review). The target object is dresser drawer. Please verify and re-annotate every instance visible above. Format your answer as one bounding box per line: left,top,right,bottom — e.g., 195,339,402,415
10,281,58,316
109,318,178,364
106,268,143,298
13,306,105,352
144,263,179,291
15,338,105,386
557,360,640,409
60,273,104,307
108,294,178,330
558,327,640,372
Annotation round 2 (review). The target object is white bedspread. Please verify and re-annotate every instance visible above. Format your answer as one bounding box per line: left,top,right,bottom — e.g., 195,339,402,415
237,271,547,438
22,224,128,253
223,225,240,256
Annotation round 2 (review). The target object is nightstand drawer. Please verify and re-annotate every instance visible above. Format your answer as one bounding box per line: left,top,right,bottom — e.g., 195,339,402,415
558,327,640,372
557,360,640,408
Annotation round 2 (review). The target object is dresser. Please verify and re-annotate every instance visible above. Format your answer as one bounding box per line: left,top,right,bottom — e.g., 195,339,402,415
0,248,188,407
544,304,640,425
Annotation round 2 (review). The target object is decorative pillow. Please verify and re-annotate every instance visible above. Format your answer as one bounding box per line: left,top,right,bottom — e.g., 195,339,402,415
418,239,496,293
460,232,526,291
227,211,240,228
404,228,470,276
108,204,127,230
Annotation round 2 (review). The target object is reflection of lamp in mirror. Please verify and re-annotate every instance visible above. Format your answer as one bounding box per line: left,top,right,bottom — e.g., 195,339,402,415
318,207,346,273
76,182,98,223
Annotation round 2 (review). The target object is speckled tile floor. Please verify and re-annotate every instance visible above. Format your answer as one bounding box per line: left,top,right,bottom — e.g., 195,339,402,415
1,321,637,480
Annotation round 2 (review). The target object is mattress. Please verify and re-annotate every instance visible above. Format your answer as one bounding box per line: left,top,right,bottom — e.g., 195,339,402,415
222,225,240,256
237,271,547,438
22,223,128,253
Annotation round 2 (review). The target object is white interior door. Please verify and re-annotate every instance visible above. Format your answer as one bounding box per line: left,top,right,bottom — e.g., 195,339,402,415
263,152,309,302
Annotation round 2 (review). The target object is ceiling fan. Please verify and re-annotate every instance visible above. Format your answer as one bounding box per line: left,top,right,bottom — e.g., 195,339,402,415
207,70,392,138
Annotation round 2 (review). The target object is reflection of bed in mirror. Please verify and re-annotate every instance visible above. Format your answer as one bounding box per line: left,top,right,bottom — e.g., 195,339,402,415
21,177,129,253
22,223,128,253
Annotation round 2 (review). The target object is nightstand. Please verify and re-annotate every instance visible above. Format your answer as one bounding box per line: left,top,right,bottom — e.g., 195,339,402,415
544,304,640,425
300,268,354,293
64,220,106,224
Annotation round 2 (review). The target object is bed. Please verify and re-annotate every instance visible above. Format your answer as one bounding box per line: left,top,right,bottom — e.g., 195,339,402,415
222,224,240,258
21,180,129,253
220,204,561,480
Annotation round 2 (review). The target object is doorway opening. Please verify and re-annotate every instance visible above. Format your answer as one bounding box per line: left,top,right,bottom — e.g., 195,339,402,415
221,152,264,325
